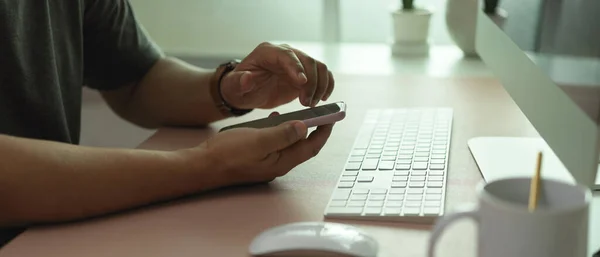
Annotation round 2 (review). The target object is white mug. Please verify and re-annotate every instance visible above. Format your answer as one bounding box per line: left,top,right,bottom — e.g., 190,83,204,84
427,177,592,257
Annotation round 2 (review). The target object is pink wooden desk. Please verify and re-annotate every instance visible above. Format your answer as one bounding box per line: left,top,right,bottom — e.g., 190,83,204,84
0,75,584,257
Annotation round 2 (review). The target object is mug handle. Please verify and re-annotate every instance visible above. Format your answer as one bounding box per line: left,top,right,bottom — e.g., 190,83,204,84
427,204,480,257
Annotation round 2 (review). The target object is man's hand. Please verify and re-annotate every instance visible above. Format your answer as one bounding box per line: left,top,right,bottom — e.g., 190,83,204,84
183,117,334,185
220,42,335,110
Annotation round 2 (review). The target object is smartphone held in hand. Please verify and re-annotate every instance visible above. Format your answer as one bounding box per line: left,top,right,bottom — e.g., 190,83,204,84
220,101,346,131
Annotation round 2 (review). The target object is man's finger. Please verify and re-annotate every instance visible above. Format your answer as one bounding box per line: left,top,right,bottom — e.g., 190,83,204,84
295,52,318,107
222,70,255,94
276,123,334,170
311,62,329,107
256,121,308,153
268,111,280,117
323,70,335,101
275,45,308,86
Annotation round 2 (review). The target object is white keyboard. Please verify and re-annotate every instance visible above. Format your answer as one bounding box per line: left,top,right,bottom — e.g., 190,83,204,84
324,108,453,223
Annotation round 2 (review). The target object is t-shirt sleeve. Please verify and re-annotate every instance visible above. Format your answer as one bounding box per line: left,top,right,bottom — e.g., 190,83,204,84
82,0,163,90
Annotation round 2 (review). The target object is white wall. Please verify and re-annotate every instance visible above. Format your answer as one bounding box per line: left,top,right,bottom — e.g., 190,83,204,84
340,0,452,45
129,0,323,56
129,0,453,56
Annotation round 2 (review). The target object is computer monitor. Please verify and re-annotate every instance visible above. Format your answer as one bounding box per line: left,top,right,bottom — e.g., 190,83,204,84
471,0,600,189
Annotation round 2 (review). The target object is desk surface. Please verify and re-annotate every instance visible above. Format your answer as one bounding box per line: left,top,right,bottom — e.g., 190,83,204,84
1,75,598,257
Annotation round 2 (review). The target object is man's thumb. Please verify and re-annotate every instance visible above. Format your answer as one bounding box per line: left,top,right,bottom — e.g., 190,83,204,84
259,121,307,152
223,71,255,93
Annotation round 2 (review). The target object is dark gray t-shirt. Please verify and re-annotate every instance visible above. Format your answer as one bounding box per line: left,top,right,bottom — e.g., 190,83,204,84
0,0,162,247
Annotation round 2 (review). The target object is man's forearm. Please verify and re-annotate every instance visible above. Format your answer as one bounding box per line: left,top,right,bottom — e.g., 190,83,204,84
0,134,222,227
101,57,228,128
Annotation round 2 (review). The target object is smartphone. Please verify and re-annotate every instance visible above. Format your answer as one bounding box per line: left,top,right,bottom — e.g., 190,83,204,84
220,101,346,131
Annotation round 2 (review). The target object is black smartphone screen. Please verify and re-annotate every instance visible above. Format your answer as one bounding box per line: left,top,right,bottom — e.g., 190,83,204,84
220,102,342,131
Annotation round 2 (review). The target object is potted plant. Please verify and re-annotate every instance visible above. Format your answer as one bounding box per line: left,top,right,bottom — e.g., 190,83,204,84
391,0,433,56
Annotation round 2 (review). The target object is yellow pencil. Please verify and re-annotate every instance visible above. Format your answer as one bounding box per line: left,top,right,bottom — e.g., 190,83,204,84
528,151,543,212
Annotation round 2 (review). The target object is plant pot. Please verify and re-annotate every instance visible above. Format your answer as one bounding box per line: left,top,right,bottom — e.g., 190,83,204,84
391,8,433,56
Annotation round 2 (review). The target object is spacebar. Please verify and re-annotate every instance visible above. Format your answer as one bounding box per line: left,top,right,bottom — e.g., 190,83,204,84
326,207,363,215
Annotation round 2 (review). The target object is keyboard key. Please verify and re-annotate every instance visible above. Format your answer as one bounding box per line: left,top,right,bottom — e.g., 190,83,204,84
362,159,379,170
396,159,411,164
345,163,361,171
383,151,397,156
415,152,430,157
426,188,443,194
370,144,384,149
431,154,446,159
371,189,387,194
414,157,429,162
395,164,411,170
366,154,380,159
417,143,431,148
388,194,404,201
348,157,363,162
364,207,382,216
394,170,409,176
329,200,346,207
386,201,403,207
406,194,423,201
366,201,384,207
332,189,351,200
408,188,425,194
425,201,441,207
416,148,430,152
326,207,364,215
348,201,366,207
390,188,406,194
381,156,396,161
384,208,402,215
399,150,414,155
368,150,382,155
411,170,427,176
428,181,444,188
391,182,407,188
369,195,386,201
343,171,359,176
350,194,368,201
412,162,428,170
403,207,421,216
353,189,370,194
340,176,356,182
409,182,425,188
405,201,422,207
433,141,447,145
393,176,408,182
338,182,354,188
428,176,444,181
397,155,413,160
410,176,426,181
426,194,442,200
378,161,395,170
351,150,366,156
423,208,441,216
430,164,445,170
429,171,445,176
357,176,374,182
